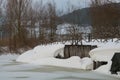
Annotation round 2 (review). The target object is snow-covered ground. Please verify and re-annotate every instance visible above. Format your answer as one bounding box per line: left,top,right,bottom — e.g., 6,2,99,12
16,43,93,70
16,40,120,77
89,42,120,77
1,54,119,80
89,45,120,62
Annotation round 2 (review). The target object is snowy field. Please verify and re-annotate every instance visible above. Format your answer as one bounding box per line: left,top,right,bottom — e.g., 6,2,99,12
0,54,120,80
16,43,93,70
16,40,120,77
0,40,120,79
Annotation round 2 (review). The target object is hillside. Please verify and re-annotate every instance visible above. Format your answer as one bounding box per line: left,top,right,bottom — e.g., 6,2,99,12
60,7,91,26
60,3,120,26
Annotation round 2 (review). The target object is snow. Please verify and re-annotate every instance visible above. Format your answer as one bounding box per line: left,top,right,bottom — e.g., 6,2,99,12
54,48,64,57
16,43,93,70
89,42,120,62
80,57,93,70
17,44,64,63
1,53,120,80
16,40,120,76
94,61,120,78
30,56,93,69
89,42,120,77
95,61,112,74
0,54,19,68
0,54,19,62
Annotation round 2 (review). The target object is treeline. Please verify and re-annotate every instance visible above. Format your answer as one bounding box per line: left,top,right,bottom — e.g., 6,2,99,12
0,0,84,53
90,0,120,42
0,0,120,53
0,0,59,53
59,0,120,43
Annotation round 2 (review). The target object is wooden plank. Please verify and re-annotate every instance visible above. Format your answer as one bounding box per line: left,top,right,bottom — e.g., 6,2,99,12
64,45,97,58
64,45,110,70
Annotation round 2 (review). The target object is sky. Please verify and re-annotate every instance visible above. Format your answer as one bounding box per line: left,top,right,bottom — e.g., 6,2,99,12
34,0,91,10
34,0,120,14
34,0,120,9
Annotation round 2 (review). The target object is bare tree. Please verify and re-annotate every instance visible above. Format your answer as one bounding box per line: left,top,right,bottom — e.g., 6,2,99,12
33,1,49,44
6,0,32,51
90,0,120,42
0,0,3,15
0,0,3,43
24,2,39,47
46,1,57,43
36,1,47,44
67,24,82,45
63,1,83,45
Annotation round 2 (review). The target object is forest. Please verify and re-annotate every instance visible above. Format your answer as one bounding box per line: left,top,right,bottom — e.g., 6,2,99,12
0,0,120,53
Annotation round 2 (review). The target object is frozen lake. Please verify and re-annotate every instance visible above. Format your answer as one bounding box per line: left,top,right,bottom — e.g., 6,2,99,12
0,55,119,80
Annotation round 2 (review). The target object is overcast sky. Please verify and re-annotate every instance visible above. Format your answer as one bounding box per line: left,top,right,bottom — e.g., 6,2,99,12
34,0,91,10
34,0,120,14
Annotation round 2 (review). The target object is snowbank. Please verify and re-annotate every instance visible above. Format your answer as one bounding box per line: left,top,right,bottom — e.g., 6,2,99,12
95,61,120,78
89,43,120,76
89,46,120,62
16,44,93,70
17,44,64,63
95,61,112,74
30,56,93,69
